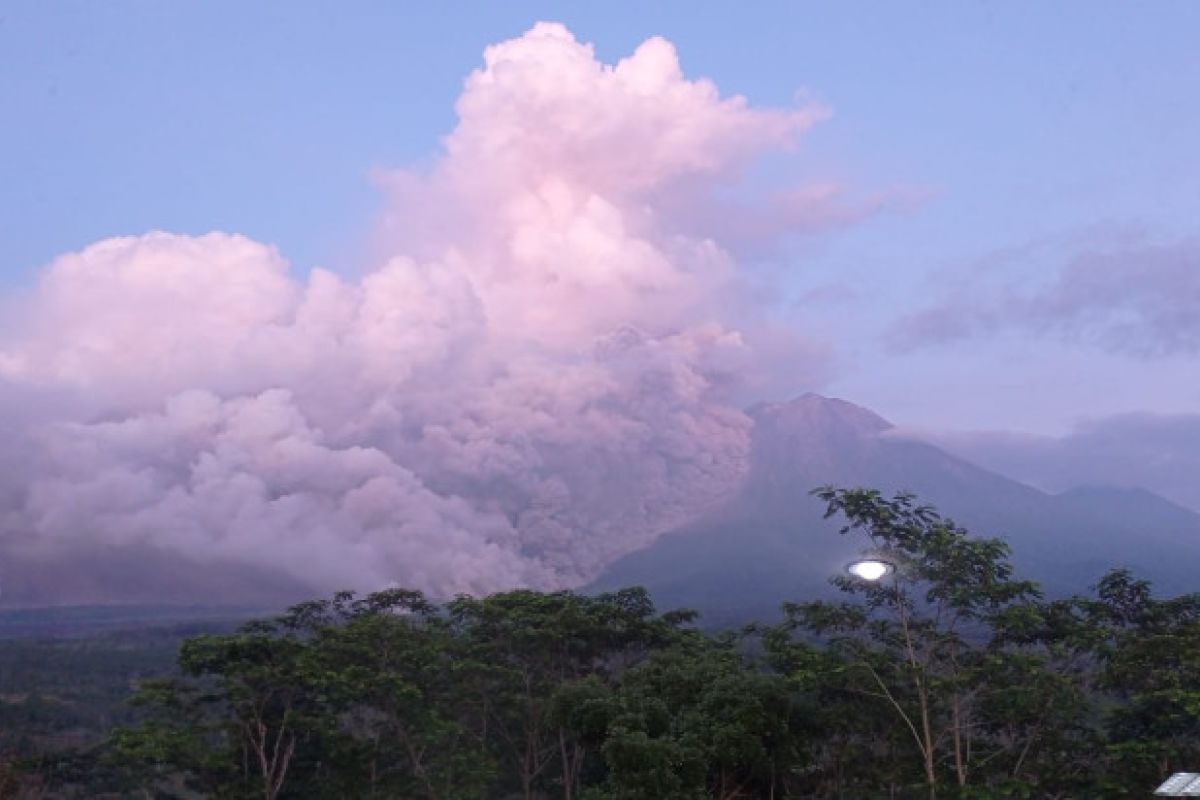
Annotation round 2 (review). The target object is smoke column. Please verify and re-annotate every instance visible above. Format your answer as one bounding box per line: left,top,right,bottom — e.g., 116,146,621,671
0,23,835,600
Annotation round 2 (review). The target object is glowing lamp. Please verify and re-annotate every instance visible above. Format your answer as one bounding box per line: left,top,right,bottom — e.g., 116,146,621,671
846,559,894,581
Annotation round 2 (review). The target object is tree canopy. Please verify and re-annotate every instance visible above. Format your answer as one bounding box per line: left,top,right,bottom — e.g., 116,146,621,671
4,487,1198,799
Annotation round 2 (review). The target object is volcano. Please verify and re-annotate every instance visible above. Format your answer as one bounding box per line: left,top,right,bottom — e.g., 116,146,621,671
588,394,1200,624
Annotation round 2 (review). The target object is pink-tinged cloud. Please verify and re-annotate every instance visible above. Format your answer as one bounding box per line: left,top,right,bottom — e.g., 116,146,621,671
891,238,1200,357
375,22,831,347
0,23,846,603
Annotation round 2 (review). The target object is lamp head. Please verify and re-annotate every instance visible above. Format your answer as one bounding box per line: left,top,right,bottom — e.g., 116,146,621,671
846,559,895,581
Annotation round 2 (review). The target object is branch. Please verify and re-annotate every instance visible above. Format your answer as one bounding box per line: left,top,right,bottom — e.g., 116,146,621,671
858,661,929,763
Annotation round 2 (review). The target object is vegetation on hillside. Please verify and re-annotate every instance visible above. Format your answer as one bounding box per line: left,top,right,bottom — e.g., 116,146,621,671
3,488,1199,798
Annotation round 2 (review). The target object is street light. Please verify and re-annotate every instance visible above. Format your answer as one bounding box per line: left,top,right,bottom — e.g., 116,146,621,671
846,558,895,581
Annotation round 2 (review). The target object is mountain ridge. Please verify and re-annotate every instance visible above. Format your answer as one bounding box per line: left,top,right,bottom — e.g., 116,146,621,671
589,393,1200,623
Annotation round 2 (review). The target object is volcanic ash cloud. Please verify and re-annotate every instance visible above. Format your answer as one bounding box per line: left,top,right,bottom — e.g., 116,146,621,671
0,23,832,599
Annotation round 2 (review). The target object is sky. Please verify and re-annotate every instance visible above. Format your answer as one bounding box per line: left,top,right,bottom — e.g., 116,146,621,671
4,2,1197,433
0,3,1197,598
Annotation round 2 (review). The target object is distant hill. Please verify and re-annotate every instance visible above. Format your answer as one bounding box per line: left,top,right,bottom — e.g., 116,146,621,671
0,538,315,609
589,394,1200,625
0,604,263,639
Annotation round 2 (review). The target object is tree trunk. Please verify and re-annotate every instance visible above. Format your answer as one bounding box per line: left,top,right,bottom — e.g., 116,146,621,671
952,692,967,787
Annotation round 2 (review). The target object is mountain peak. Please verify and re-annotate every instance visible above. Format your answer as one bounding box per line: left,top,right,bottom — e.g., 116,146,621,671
749,393,893,437
741,394,894,499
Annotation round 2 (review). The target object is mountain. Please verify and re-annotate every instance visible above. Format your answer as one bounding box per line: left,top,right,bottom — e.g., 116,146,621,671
588,394,1200,625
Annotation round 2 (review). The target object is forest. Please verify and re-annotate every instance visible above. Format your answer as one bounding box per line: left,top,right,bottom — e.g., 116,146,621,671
2,487,1198,799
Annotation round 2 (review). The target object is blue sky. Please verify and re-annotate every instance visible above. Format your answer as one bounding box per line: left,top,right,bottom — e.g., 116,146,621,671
3,1,1197,434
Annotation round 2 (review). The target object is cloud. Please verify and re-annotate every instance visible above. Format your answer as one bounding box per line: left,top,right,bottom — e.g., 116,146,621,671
0,23,845,602
891,238,1200,357
373,23,833,344
900,412,1200,513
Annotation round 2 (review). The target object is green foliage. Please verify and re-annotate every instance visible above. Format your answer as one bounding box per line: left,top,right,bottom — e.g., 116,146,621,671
6,488,1199,799
1088,570,1200,793
781,488,1053,796
569,634,811,799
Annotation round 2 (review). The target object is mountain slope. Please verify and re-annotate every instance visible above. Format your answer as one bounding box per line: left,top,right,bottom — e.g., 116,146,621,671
589,394,1200,623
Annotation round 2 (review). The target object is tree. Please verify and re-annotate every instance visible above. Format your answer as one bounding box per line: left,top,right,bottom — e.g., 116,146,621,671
571,633,810,800
1086,569,1200,793
113,621,320,800
760,620,918,798
445,587,687,800
97,533,1199,798
299,588,493,800
784,487,1045,798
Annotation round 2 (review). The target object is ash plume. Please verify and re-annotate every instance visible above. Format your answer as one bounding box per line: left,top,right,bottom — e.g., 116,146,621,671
0,23,839,601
